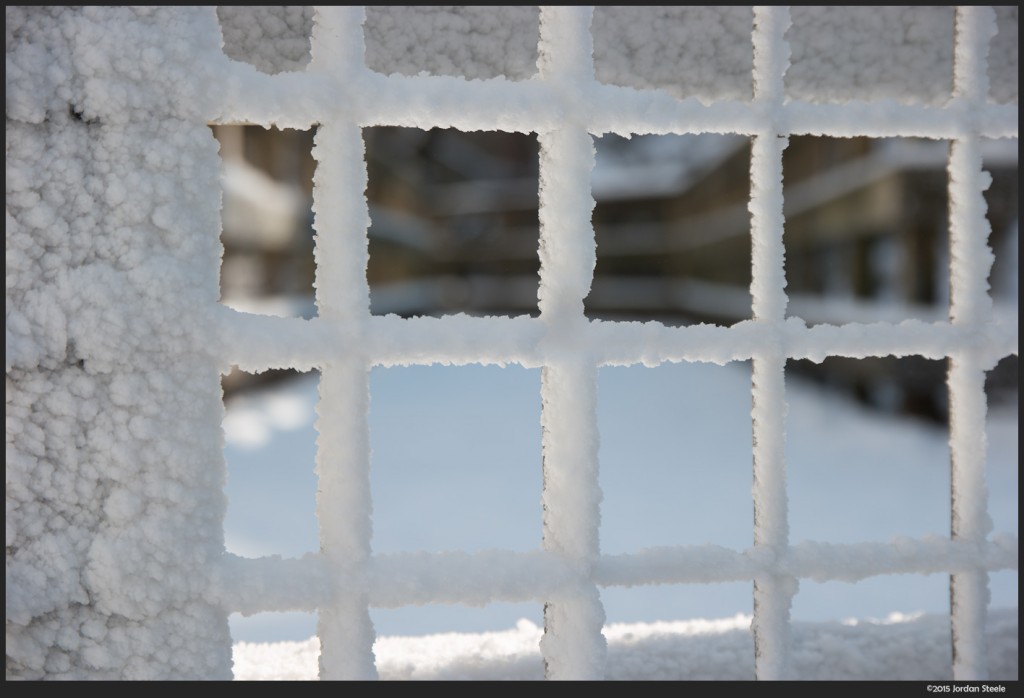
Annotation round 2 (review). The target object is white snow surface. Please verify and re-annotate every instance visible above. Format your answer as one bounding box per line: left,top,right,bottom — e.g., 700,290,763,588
7,5,1018,682
233,611,1020,681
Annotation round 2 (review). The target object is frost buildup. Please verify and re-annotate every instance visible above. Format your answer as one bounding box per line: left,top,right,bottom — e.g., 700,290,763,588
217,6,314,75
7,7,231,679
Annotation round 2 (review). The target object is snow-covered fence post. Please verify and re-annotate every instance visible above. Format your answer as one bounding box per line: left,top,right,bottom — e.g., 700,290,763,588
748,6,797,681
307,6,378,680
947,6,999,681
535,6,608,681
6,7,233,679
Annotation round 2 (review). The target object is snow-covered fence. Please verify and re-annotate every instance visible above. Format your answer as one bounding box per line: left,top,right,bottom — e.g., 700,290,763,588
5,5,1017,681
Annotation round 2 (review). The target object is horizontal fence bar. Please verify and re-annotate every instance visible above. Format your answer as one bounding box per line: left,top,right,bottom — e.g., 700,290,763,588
218,310,1016,372
213,535,1017,616
210,64,1018,141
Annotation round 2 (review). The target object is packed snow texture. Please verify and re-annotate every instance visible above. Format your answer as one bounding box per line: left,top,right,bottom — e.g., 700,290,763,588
6,4,1018,681
217,6,313,76
216,6,1017,103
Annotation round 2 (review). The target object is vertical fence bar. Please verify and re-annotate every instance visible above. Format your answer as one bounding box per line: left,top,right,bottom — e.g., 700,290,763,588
536,5,608,680
947,5,998,681
749,5,795,681
308,6,378,680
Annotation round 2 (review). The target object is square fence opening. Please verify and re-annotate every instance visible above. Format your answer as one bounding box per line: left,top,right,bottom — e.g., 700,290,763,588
787,355,950,426
786,6,956,106
602,609,758,681
597,361,753,553
785,357,951,544
981,136,1019,310
588,133,752,325
217,7,314,75
213,124,318,320
602,581,754,628
230,610,319,648
783,136,955,326
364,6,541,82
793,576,954,628
788,576,953,672
222,368,320,560
371,602,545,645
592,6,755,103
365,127,540,318
368,365,543,553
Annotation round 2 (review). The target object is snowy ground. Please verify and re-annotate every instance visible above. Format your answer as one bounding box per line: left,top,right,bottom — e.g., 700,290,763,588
232,609,1019,681
222,355,1018,679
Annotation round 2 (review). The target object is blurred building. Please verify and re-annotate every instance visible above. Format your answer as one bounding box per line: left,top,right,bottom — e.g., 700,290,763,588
363,127,541,316
213,124,317,318
213,124,1018,420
